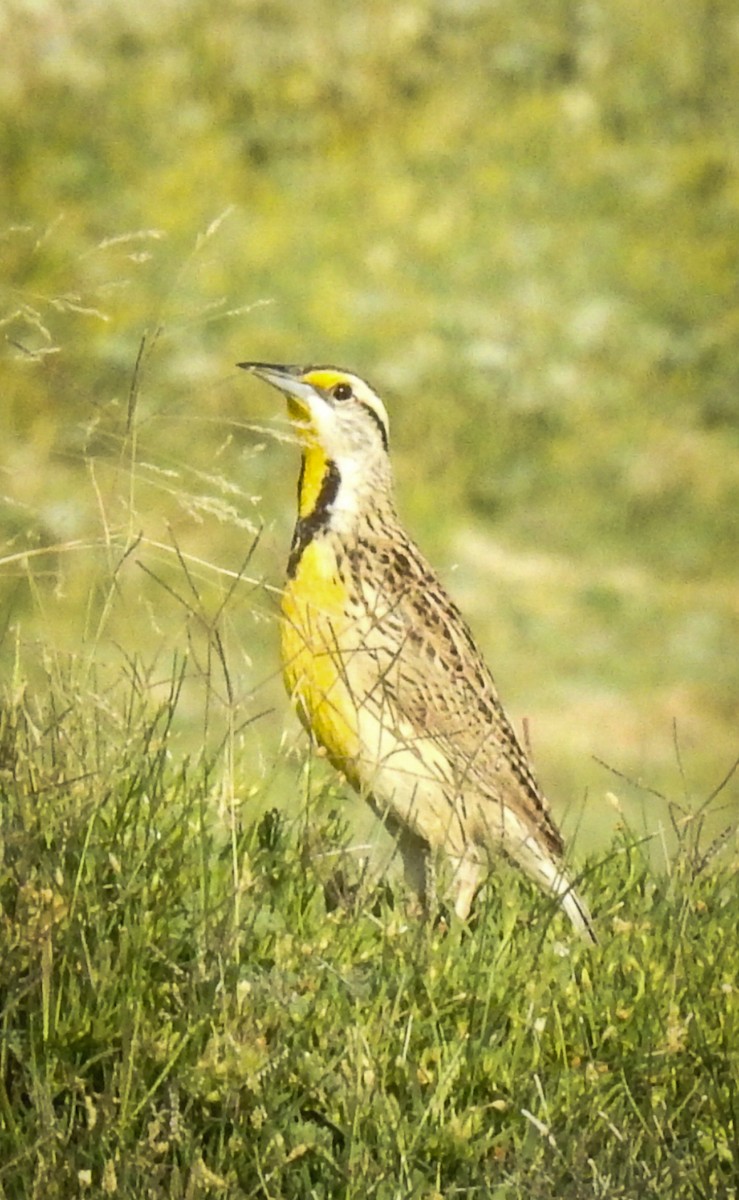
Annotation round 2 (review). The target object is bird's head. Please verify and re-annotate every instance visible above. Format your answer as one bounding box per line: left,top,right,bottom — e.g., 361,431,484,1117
239,361,393,521
238,362,389,459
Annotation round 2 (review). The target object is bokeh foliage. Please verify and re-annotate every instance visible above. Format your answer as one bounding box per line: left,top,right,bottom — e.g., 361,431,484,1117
1,1,738,826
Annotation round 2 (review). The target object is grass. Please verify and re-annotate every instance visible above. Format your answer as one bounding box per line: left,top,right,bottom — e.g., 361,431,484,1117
0,657,738,1198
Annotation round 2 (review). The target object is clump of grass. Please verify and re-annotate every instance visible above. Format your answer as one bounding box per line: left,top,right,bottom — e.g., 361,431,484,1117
0,660,737,1198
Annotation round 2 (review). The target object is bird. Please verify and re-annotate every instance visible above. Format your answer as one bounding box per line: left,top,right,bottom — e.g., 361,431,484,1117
238,360,595,942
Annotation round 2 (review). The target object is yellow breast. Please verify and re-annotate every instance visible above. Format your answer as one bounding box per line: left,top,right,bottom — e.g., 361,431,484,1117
280,538,361,778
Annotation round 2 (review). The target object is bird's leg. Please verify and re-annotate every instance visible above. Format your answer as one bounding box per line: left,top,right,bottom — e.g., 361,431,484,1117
389,822,434,915
448,847,481,920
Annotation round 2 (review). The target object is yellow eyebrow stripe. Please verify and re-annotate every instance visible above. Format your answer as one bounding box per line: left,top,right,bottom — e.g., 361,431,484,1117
301,369,349,390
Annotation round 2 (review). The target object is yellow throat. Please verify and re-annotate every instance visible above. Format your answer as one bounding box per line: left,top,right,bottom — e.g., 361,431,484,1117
280,398,361,776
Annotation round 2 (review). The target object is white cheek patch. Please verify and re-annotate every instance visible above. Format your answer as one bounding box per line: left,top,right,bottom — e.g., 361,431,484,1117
305,391,391,531
311,403,346,461
329,455,363,523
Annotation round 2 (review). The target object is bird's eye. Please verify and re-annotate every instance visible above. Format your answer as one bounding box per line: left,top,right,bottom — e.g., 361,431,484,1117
332,383,353,402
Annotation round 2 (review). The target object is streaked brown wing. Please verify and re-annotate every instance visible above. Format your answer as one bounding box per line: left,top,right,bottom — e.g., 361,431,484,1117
348,532,565,857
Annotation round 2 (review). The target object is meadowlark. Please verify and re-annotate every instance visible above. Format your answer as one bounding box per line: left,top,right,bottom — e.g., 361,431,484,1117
239,361,595,942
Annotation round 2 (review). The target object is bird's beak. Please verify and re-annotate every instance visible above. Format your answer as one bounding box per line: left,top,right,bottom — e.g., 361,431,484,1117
237,361,318,406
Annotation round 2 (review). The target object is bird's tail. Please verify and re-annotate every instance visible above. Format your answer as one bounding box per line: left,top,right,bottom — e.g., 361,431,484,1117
557,878,597,945
514,834,597,944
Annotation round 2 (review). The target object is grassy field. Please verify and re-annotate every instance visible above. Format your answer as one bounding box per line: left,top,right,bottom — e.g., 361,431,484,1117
0,670,737,1197
1,0,738,1194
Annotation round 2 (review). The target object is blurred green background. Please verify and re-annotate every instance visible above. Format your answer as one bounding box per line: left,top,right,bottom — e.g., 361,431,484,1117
2,0,737,851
